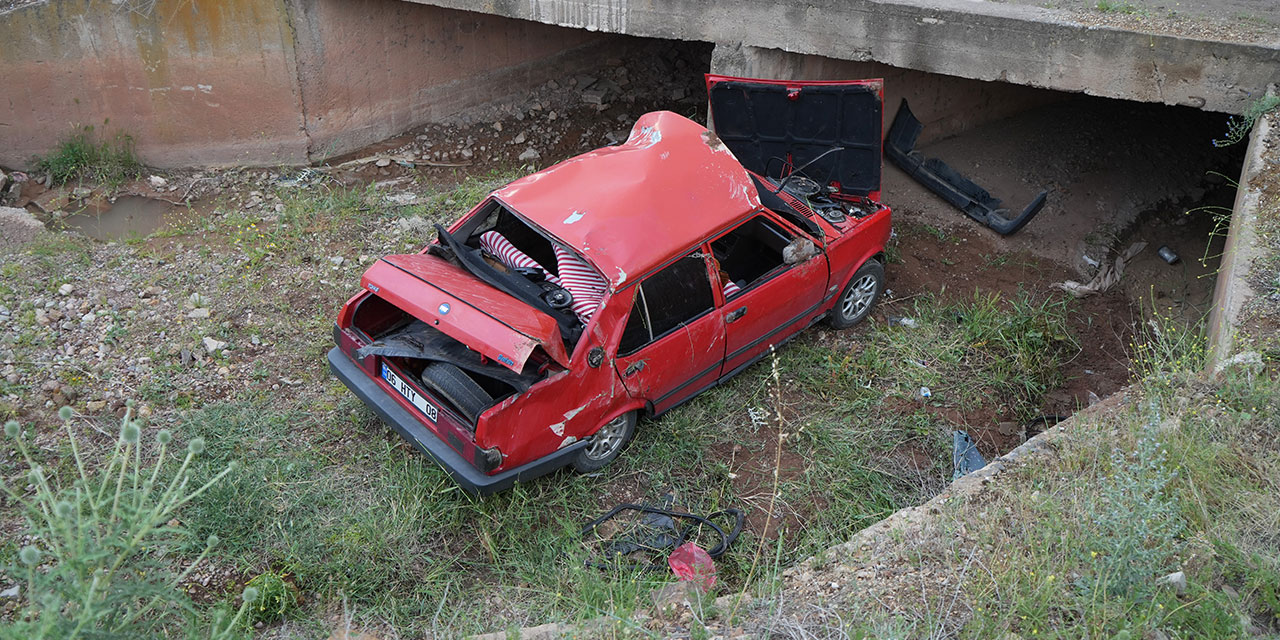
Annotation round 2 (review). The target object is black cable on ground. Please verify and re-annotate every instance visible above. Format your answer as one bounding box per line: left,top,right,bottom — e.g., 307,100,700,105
581,504,745,571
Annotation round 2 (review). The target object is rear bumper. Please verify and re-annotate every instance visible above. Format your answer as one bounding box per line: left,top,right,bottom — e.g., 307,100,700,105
327,347,588,496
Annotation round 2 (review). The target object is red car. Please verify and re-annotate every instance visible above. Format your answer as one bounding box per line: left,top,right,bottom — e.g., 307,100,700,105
328,76,892,494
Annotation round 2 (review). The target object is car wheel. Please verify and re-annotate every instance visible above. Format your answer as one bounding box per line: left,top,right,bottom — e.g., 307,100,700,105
572,411,637,473
418,361,492,423
829,260,884,329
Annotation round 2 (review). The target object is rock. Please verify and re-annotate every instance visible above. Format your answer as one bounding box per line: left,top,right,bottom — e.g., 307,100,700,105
582,89,608,105
80,312,96,325
0,206,46,251
58,283,74,296
375,158,392,168
86,400,107,412
329,256,345,265
518,148,541,162
139,286,164,299
202,337,227,354
180,348,193,367
492,121,503,132
187,308,211,319
148,175,168,188
511,132,527,145
1158,570,1187,595
384,192,418,206
0,585,18,599
650,581,699,618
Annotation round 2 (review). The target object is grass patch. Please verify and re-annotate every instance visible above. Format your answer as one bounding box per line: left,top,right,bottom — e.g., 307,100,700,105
162,285,1077,635
34,124,141,188
958,363,1279,638
1095,0,1141,14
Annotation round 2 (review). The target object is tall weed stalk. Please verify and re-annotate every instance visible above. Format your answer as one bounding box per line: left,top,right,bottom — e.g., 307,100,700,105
1,406,252,639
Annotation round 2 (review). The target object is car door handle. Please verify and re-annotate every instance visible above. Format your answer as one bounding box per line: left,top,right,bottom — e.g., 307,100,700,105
726,306,747,323
624,360,645,377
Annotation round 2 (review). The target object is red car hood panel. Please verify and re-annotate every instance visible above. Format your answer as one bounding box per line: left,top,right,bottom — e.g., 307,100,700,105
362,254,570,372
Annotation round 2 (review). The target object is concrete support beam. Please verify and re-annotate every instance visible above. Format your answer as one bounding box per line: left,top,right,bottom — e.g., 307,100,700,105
406,0,1280,115
1206,105,1276,370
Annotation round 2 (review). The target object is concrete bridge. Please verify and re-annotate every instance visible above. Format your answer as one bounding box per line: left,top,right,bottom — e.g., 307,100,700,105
2,0,1277,168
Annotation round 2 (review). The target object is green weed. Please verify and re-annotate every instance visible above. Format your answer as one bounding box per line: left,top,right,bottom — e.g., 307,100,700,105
0,407,250,639
1214,94,1280,148
34,125,141,187
1095,0,1140,14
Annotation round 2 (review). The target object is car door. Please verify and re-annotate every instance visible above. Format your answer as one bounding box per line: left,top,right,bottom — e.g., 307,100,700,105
613,251,726,414
713,213,829,378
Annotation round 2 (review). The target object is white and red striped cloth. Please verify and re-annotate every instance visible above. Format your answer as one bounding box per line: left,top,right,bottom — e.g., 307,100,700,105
480,231,741,319
480,231,608,321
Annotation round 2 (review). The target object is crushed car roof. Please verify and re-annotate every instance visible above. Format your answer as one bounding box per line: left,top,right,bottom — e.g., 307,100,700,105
493,111,761,288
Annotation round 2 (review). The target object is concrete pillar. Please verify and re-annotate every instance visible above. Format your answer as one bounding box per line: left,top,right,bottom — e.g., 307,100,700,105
1206,102,1276,371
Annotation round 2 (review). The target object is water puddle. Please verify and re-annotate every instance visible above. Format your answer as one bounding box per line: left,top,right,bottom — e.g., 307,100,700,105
61,196,172,241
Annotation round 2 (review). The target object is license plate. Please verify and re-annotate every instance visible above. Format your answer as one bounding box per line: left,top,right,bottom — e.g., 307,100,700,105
382,363,438,423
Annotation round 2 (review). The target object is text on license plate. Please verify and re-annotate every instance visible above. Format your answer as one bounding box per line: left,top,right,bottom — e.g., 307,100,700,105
382,364,439,423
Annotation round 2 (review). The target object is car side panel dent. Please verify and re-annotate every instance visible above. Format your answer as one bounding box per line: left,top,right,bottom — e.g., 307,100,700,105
476,287,634,472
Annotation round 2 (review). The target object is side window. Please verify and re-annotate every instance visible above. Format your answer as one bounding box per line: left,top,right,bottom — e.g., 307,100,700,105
617,253,714,355
711,215,800,293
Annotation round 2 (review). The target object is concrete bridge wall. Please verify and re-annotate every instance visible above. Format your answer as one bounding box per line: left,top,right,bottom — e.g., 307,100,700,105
0,0,608,169
407,0,1279,117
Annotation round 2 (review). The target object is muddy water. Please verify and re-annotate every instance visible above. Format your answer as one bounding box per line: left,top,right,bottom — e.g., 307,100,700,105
61,196,172,241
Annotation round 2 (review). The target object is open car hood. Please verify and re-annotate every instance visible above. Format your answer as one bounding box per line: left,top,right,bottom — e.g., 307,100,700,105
362,254,570,373
705,75,883,197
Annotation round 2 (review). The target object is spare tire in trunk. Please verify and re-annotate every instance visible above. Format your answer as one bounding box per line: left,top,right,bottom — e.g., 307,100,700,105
418,361,493,424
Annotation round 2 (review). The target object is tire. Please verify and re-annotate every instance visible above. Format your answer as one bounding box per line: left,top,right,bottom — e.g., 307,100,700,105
572,411,637,473
828,260,884,329
418,361,492,423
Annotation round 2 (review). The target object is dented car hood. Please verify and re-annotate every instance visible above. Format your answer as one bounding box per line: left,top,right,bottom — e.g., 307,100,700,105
362,254,570,372
705,75,884,197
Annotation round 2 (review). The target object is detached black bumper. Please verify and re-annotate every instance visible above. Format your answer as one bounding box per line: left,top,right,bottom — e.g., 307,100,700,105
327,347,588,496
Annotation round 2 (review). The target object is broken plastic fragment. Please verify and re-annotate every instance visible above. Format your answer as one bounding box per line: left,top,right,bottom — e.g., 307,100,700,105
952,430,987,480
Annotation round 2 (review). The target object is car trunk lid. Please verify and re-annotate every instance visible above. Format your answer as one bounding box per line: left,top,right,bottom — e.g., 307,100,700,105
705,75,884,197
362,254,570,372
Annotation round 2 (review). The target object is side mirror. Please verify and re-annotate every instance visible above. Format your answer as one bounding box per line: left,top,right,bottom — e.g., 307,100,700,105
783,238,818,265
587,346,605,368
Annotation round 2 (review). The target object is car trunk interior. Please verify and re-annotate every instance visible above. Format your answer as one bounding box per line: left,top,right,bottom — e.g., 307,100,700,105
349,293,557,427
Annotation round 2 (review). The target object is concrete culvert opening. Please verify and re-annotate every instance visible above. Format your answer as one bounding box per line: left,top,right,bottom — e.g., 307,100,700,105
883,92,1243,452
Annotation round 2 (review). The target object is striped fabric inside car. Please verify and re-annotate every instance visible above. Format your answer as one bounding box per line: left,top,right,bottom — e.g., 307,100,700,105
554,245,608,320
480,230,608,322
722,280,741,297
479,231,546,277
